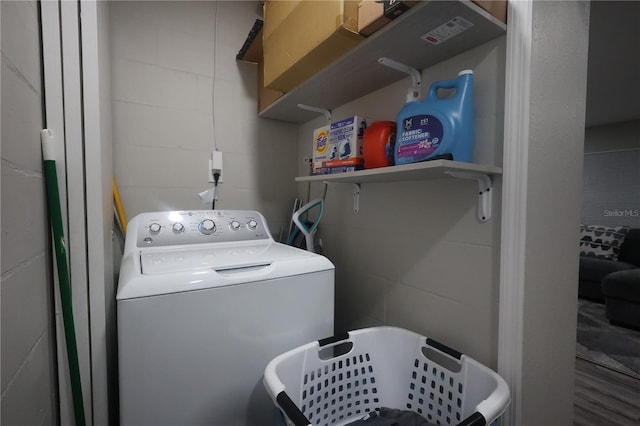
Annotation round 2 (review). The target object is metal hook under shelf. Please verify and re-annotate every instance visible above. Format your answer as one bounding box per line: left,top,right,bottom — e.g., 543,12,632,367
297,104,331,123
445,171,493,222
323,181,361,213
378,57,421,88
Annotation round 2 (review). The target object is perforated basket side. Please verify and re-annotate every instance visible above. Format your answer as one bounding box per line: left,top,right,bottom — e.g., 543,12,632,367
292,327,423,426
404,349,467,424
401,338,510,425
298,352,381,426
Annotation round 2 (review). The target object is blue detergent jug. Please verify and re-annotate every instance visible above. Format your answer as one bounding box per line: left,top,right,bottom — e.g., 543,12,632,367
394,70,474,165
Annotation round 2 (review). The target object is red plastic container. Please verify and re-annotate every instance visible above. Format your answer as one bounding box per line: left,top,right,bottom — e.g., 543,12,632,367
363,121,397,169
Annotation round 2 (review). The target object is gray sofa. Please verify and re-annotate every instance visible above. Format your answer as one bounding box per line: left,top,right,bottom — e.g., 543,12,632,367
578,227,640,329
602,268,640,330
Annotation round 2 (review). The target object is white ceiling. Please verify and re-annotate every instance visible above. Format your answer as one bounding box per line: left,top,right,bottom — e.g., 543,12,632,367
585,1,640,127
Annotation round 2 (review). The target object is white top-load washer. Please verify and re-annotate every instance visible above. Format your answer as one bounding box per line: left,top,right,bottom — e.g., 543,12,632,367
116,210,334,426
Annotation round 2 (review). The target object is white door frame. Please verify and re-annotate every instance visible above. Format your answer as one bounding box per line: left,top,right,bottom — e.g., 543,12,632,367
80,1,113,424
498,2,590,424
41,1,92,424
41,1,112,424
497,2,533,424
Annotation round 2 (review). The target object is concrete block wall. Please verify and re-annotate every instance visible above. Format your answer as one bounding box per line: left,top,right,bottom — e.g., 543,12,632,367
110,1,299,236
1,1,57,424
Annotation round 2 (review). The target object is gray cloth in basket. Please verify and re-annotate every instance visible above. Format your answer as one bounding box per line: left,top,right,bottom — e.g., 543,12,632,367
346,407,437,426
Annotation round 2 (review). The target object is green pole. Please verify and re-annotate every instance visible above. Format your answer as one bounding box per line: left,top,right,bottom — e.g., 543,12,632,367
41,129,86,426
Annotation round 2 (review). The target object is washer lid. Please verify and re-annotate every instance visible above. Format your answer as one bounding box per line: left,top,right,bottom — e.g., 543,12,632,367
117,242,334,300
140,242,313,275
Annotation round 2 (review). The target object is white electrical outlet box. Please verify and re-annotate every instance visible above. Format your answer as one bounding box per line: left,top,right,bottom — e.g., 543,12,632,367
208,151,223,183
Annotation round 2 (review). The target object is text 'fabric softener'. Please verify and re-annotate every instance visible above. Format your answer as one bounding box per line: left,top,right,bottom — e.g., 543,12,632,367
394,70,474,165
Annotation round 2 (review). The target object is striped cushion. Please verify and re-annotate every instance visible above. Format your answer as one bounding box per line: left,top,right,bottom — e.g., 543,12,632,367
580,224,630,261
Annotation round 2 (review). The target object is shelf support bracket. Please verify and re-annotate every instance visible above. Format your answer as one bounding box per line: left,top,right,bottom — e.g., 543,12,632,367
323,181,361,213
445,171,493,222
297,104,331,123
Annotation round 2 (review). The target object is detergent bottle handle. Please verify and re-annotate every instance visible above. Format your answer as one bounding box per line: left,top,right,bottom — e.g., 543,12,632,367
427,78,460,101
427,70,473,102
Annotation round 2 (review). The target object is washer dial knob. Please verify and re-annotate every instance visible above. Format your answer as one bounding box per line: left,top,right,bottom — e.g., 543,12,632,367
172,222,185,233
199,219,216,235
230,220,241,231
149,223,161,234
247,219,258,230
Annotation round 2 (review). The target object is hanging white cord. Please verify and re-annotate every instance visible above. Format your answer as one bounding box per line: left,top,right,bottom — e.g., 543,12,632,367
211,1,218,150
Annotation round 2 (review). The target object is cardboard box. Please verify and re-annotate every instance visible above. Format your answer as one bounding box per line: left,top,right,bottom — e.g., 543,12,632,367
473,0,507,24
263,1,300,40
263,1,364,92
311,115,368,175
312,125,331,166
329,116,368,161
236,21,284,113
258,61,283,113
358,0,418,37
312,158,364,175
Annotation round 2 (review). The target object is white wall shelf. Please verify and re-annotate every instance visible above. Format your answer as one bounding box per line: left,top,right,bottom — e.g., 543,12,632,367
296,160,502,221
295,159,501,184
260,0,506,123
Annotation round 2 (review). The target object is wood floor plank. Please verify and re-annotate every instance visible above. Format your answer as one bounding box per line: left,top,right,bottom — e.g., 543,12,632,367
575,370,640,409
574,389,638,424
574,358,640,426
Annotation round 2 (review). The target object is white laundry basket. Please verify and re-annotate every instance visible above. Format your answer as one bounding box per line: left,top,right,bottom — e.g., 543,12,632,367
264,327,510,426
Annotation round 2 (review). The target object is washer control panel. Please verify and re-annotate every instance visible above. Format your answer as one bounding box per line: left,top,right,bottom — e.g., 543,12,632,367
135,210,271,247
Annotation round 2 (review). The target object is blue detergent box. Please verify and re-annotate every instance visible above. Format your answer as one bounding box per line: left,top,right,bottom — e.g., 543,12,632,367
328,116,368,162
311,116,368,175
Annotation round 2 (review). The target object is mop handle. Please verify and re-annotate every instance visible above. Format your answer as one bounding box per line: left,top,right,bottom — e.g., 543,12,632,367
112,177,127,234
41,130,86,426
305,233,315,254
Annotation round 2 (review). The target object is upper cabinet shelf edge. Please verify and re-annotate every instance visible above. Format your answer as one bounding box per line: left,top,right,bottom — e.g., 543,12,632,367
259,0,507,124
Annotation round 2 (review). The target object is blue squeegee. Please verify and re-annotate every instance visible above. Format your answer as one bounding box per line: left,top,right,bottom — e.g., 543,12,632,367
291,198,323,253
